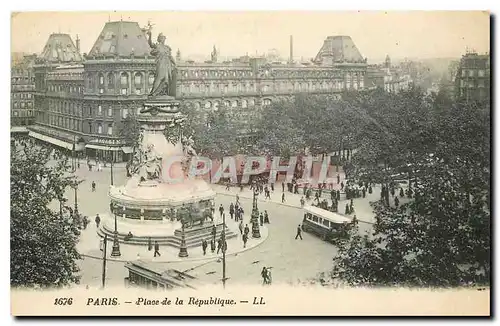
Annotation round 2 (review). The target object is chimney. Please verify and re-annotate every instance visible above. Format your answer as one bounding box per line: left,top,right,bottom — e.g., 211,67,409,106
289,35,293,64
76,34,80,53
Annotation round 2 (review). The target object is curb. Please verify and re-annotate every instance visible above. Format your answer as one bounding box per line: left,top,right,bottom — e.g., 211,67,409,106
79,225,270,264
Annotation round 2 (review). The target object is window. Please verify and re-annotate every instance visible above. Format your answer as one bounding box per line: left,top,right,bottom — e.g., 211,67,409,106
224,85,228,93
323,219,330,227
107,73,114,87
232,100,238,108
98,105,102,115
13,102,18,109
224,100,230,107
195,102,201,110
134,73,142,85
122,108,128,119
121,73,128,85
108,107,113,117
148,72,155,84
241,99,248,108
249,99,255,106
97,123,102,134
21,102,25,108
478,70,485,77
312,215,318,223
99,74,104,85
204,101,211,109
468,70,474,77
121,88,127,95
107,124,113,135
99,88,104,94
27,94,31,99
88,122,92,133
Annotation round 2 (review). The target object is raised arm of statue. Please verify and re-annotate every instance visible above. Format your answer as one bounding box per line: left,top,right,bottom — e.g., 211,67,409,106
147,30,156,49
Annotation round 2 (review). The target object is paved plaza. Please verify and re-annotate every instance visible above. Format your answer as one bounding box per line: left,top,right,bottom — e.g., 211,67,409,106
57,162,404,287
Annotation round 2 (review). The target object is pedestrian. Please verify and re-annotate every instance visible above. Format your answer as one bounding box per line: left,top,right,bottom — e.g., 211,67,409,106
225,182,230,191
300,197,305,207
271,183,274,192
259,213,264,226
362,187,366,198
210,238,216,253
236,194,240,205
295,224,303,240
229,203,234,220
211,225,216,238
337,173,340,184
399,187,404,198
217,237,222,254
244,224,250,236
264,210,270,224
282,182,285,192
345,203,350,215
202,239,208,255
261,267,269,285
154,241,161,257
219,204,224,218
82,216,89,229
368,185,373,194
337,190,341,201
341,181,344,191
265,189,271,200
394,196,400,208
147,237,152,251
242,233,248,248
238,220,244,235
95,214,101,228
282,193,285,203
91,181,96,192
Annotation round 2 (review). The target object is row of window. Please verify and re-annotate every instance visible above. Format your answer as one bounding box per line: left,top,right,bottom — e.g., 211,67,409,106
460,79,488,88
42,113,114,136
47,84,83,94
188,98,271,110
11,110,33,117
11,76,35,83
180,69,254,79
461,69,487,78
89,72,155,88
12,101,33,109
12,93,33,99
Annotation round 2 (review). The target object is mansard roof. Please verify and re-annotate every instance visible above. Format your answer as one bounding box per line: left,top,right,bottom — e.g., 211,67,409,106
88,21,152,57
40,33,82,63
314,35,364,64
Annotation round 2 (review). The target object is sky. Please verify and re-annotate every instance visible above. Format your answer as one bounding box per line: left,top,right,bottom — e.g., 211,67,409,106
11,11,490,63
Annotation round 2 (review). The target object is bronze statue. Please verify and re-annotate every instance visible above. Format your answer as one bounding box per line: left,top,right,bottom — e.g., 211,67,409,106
147,23,176,97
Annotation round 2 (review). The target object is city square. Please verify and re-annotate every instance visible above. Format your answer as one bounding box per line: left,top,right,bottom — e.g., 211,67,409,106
10,11,490,311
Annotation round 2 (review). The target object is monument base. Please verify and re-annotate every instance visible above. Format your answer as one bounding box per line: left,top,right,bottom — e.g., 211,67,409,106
98,215,237,249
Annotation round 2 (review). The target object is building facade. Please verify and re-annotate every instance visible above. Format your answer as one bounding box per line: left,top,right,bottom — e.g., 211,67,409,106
30,21,368,161
455,52,490,103
365,55,414,93
11,54,36,130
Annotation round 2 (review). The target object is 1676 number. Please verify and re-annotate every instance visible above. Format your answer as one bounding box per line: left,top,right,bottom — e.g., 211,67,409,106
54,298,73,305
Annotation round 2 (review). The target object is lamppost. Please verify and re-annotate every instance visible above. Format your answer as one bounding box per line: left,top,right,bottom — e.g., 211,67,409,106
221,211,227,288
178,208,189,258
110,152,114,186
251,188,261,238
110,210,121,257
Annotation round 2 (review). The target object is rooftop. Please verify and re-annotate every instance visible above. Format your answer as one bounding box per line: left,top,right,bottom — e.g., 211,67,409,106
88,21,152,58
39,33,82,63
314,36,365,64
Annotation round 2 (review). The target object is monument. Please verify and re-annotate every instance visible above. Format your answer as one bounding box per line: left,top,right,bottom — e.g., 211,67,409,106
98,24,236,250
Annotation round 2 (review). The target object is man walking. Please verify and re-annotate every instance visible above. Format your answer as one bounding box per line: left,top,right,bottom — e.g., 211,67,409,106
282,193,285,203
91,181,96,192
154,241,161,257
202,239,208,255
229,203,235,220
238,220,244,235
95,214,101,228
219,204,224,218
242,232,248,248
295,224,303,240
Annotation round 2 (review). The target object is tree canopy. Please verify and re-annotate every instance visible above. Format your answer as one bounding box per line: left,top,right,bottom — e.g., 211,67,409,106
11,145,82,288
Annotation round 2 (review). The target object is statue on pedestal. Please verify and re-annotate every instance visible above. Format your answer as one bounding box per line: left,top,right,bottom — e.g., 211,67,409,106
146,22,176,98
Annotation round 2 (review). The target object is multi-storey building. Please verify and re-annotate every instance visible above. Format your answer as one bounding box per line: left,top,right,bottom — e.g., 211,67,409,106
365,55,414,93
455,51,490,103
31,20,368,161
11,54,36,131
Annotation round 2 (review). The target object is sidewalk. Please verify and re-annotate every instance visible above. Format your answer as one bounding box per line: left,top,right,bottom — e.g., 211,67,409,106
77,212,269,264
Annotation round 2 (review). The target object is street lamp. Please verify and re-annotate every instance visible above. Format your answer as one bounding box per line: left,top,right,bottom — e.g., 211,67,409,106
178,207,189,258
110,211,121,257
178,222,189,257
110,152,114,186
222,211,227,288
251,188,261,238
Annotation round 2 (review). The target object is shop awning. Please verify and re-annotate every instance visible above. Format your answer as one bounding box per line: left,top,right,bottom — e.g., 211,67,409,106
29,131,84,151
85,144,123,151
122,146,134,154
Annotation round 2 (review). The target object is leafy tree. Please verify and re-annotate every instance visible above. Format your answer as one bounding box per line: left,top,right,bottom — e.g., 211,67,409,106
330,91,490,287
117,111,141,161
11,145,82,288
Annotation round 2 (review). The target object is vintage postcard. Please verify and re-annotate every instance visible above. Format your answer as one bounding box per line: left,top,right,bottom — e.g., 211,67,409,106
10,11,490,316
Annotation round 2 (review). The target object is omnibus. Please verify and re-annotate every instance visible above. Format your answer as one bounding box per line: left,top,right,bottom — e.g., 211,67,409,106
301,205,353,243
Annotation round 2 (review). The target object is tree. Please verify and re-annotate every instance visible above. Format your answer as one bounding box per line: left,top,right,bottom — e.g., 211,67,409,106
11,145,82,288
330,91,490,287
117,111,141,161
